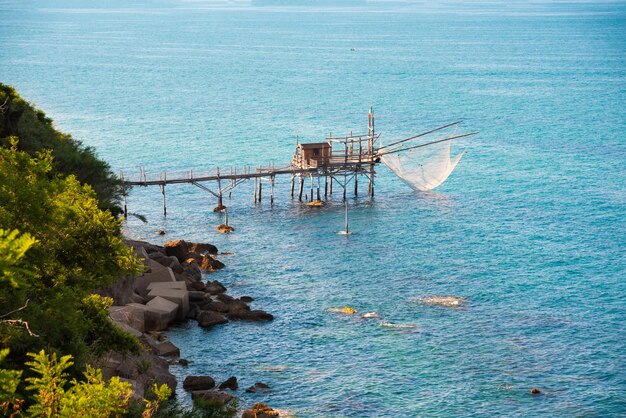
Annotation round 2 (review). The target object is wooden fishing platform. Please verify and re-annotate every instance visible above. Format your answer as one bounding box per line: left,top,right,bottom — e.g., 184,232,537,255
120,109,477,224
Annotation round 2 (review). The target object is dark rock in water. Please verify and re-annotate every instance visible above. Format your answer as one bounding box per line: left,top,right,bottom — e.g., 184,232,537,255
197,311,228,328
228,309,273,322
189,242,218,255
176,358,190,366
245,382,271,393
216,292,234,303
163,255,184,273
189,281,206,292
156,229,166,235
191,390,233,405
240,296,254,303
213,204,227,213
200,255,225,271
164,240,191,263
188,291,206,302
183,375,216,391
201,300,229,313
227,299,251,314
182,262,202,281
218,376,238,390
530,388,542,395
216,224,235,234
206,281,227,295
242,402,279,418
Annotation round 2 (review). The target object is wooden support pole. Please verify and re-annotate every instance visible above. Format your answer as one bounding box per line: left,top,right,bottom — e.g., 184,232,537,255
258,176,263,202
298,176,304,201
291,175,295,198
324,175,328,199
354,173,358,196
309,175,314,202
330,176,333,195
254,176,258,203
123,193,128,218
270,176,275,206
161,184,167,216
316,177,320,201
343,175,347,201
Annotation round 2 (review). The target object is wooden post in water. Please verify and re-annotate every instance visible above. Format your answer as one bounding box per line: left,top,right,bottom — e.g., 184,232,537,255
324,175,328,199
330,176,333,195
316,176,320,201
298,176,304,201
291,175,295,198
354,173,358,196
270,175,275,207
254,175,258,203
309,175,314,202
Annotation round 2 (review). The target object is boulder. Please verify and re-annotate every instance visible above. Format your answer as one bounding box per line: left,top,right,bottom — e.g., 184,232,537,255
197,311,228,328
164,240,191,263
206,281,227,294
144,297,179,329
147,281,187,291
216,293,234,303
189,242,218,255
228,309,274,322
201,300,229,313
191,390,233,406
188,291,206,302
182,262,202,281
183,375,216,391
200,255,225,272
242,403,280,418
188,281,206,292
218,376,238,390
240,296,254,303
245,382,271,394
163,256,184,274
146,339,180,357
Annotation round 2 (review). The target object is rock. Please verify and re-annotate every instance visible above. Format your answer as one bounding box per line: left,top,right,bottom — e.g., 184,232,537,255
129,292,147,304
176,358,190,366
201,300,229,313
163,256,184,274
240,296,254,303
188,291,206,302
530,388,542,395
189,242,218,255
245,382,271,394
419,296,466,307
228,309,274,322
206,281,227,294
216,293,234,303
216,224,235,234
134,261,176,297
183,375,216,391
197,311,228,328
146,339,180,358
146,287,190,320
109,305,146,333
191,390,233,405
242,402,280,418
164,240,191,263
218,376,238,390
213,204,227,212
182,262,202,281
188,281,206,291
156,230,166,235
227,299,251,314
200,255,225,272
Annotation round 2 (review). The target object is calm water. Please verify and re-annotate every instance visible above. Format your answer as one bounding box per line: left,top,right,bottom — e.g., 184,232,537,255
2,1,625,416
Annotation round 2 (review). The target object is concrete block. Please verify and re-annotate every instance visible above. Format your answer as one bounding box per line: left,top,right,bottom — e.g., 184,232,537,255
147,288,189,320
147,281,187,291
146,297,178,324
134,263,176,297
109,305,146,333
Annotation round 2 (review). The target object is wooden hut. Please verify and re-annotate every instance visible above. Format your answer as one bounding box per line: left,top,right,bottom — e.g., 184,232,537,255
293,142,332,168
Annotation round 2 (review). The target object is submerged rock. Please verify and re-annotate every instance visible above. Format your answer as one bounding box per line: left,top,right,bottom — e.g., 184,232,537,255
200,255,225,271
530,388,542,395
191,390,233,405
245,382,271,394
242,402,280,418
419,296,465,307
361,312,381,318
329,307,357,315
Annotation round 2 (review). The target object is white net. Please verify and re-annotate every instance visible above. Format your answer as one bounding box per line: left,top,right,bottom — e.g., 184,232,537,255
381,139,464,191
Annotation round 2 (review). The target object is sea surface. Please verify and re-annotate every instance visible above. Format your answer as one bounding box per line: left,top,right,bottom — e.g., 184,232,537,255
1,1,625,416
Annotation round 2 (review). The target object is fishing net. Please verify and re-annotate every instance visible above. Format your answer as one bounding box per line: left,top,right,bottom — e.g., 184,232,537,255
381,139,464,191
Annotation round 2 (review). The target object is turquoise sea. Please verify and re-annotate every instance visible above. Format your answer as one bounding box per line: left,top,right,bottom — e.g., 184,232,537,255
1,1,625,416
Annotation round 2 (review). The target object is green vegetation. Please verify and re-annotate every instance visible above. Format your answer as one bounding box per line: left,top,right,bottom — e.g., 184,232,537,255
0,86,240,417
0,84,124,214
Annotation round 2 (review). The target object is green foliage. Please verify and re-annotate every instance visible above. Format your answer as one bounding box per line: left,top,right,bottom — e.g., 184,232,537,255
142,384,171,418
0,84,125,214
0,348,23,414
0,145,142,374
0,230,37,289
23,350,132,418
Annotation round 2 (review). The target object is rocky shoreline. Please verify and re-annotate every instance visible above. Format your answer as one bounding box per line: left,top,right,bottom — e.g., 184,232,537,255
96,238,279,415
